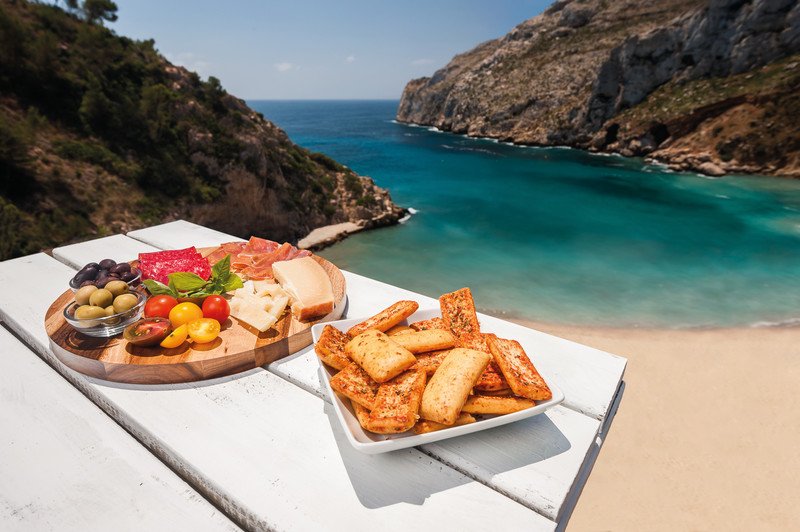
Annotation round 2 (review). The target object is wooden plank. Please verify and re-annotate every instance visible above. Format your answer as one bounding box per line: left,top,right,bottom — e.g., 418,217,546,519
52,234,158,270
0,327,239,531
0,251,556,531
128,220,245,249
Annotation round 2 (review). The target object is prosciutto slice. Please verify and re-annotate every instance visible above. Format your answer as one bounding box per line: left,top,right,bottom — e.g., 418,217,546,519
208,237,310,280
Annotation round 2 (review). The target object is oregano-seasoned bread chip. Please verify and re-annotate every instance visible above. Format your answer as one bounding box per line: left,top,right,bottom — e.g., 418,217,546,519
351,399,371,429
413,413,475,434
345,330,417,383
390,329,456,354
487,336,552,401
409,317,445,331
314,325,351,370
409,349,450,376
461,395,536,415
385,324,415,336
329,362,380,409
420,348,491,425
457,333,509,391
439,287,481,337
365,370,427,434
347,300,419,337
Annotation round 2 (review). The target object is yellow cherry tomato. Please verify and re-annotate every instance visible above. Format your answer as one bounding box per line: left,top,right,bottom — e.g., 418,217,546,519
187,318,220,344
159,324,188,349
168,302,203,327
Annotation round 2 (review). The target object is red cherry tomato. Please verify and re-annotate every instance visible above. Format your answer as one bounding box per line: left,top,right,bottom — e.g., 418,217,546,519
202,295,230,323
144,295,178,319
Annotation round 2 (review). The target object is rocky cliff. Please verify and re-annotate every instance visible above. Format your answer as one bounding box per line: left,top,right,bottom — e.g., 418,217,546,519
397,0,800,177
0,1,404,260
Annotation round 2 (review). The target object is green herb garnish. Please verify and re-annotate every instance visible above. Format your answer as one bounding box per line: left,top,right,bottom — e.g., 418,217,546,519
143,254,243,298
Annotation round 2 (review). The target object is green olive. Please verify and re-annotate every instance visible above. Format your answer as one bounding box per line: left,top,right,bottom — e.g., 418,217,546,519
74,285,98,306
105,280,128,297
88,288,113,308
113,293,139,313
74,305,108,320
104,305,116,316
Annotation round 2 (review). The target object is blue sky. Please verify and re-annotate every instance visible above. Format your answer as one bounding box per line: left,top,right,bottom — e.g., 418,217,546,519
111,1,550,99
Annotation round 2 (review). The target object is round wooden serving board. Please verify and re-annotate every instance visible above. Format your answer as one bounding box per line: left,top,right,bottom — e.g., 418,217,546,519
45,253,346,384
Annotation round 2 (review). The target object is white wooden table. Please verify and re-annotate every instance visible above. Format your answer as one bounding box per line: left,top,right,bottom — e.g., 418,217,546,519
0,220,626,531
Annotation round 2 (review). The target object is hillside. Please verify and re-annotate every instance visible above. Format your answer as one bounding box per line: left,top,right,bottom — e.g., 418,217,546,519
0,1,404,261
397,0,800,177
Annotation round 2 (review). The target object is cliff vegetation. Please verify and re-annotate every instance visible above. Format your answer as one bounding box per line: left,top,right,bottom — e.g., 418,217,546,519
0,0,404,260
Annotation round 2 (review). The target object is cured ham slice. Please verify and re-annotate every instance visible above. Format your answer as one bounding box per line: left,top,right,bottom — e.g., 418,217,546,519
208,237,311,280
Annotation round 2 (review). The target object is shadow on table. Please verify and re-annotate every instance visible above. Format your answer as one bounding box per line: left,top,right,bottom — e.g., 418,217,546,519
322,399,571,510
322,401,477,508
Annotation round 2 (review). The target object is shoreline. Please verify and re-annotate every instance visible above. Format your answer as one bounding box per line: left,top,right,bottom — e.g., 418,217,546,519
393,118,797,179
512,318,800,530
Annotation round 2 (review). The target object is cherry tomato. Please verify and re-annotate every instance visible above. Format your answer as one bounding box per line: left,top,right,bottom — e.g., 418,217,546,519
144,295,178,319
169,302,204,327
202,295,230,323
187,318,220,344
159,324,188,349
123,317,172,347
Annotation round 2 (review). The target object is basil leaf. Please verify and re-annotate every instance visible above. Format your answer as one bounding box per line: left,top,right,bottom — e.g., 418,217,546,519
211,254,232,283
143,279,177,297
223,273,244,292
169,272,207,292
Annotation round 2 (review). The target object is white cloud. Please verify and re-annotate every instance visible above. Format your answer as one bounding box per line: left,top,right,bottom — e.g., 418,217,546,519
274,62,295,72
164,52,211,77
411,58,434,66
345,55,356,63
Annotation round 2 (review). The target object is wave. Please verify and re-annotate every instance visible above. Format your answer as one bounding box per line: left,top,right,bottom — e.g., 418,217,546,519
441,144,500,156
399,207,418,224
749,317,800,328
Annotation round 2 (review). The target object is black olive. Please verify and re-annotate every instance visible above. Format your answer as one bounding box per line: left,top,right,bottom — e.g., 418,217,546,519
98,259,117,270
110,263,131,275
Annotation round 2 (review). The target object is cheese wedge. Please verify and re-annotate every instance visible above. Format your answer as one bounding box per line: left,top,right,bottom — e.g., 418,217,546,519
273,257,334,321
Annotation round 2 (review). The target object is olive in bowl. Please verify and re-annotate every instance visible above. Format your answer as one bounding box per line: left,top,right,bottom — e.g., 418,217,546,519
69,259,141,291
63,290,147,337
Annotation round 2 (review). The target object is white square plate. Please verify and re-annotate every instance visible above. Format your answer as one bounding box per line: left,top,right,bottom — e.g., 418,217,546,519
311,308,565,454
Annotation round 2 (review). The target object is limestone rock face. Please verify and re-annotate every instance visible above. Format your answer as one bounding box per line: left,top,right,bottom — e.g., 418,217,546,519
397,0,800,177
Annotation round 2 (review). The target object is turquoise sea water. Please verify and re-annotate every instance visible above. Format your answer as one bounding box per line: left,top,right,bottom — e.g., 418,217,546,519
249,100,800,328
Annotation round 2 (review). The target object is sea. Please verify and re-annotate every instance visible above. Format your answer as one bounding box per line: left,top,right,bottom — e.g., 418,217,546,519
248,100,800,328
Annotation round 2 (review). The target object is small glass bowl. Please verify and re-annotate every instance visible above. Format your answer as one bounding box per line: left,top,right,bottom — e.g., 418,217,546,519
63,290,147,337
68,268,142,292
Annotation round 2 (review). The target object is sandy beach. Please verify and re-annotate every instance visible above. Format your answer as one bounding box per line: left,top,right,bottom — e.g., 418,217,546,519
512,320,800,531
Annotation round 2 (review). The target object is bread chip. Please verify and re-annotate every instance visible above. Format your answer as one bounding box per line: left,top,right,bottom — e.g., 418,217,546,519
390,329,456,354
409,317,445,331
345,330,417,383
314,325,350,370
347,301,419,337
439,287,480,337
413,413,475,434
409,349,450,376
329,362,380,409
420,348,491,425
474,361,509,391
461,395,536,415
365,370,427,434
351,400,371,429
478,387,514,396
487,336,552,401
385,324,415,336
456,333,509,391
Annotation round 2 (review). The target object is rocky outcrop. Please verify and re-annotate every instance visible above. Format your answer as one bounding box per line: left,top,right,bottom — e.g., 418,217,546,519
397,0,800,177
